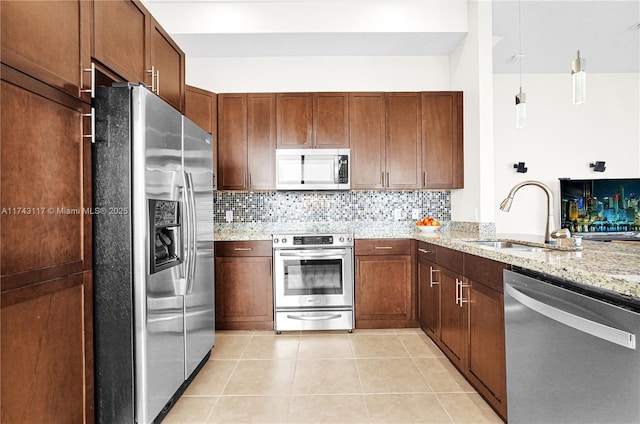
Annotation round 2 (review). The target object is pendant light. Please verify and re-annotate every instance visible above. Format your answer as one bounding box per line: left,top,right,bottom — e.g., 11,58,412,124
515,86,526,128
571,50,586,104
515,0,526,128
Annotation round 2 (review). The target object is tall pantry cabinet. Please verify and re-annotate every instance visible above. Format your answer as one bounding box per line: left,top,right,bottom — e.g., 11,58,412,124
1,1,186,423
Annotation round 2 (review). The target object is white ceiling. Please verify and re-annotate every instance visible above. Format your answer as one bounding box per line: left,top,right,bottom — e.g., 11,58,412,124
143,0,640,73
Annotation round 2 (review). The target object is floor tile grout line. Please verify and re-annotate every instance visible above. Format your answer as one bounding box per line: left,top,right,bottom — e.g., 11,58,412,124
349,333,373,423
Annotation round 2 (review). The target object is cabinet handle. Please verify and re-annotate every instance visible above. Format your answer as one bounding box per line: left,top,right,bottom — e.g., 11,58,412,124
455,278,461,305
82,107,95,144
156,69,160,95
147,66,156,93
81,62,95,99
374,246,393,250
234,247,253,251
418,248,432,254
423,171,426,187
429,266,440,287
386,172,390,188
458,279,471,308
249,173,252,188
381,172,385,188
243,173,247,188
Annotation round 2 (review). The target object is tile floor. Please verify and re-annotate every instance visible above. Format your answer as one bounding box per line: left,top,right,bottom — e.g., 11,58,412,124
164,328,503,424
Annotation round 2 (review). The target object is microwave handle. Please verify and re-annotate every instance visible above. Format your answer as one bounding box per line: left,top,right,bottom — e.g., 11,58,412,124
334,156,340,183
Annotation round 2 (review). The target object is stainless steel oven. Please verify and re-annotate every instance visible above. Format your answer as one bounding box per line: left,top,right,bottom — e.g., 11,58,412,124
272,233,354,332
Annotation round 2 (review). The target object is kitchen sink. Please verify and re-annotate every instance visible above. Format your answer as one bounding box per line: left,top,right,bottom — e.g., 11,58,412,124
467,240,551,252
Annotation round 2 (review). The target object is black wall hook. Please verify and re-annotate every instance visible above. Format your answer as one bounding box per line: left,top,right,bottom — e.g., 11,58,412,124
513,162,528,173
590,161,606,172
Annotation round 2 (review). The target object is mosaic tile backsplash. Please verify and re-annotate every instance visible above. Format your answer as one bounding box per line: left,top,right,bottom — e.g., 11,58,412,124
214,190,451,223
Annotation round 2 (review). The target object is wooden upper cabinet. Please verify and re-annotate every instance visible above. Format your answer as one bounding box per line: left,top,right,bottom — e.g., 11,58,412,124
247,94,277,190
93,0,150,87
218,94,248,190
422,92,464,189
385,93,422,189
313,93,349,148
185,85,218,189
277,93,348,148
349,93,386,189
0,0,91,100
276,93,313,148
150,17,185,112
185,85,217,136
93,1,185,111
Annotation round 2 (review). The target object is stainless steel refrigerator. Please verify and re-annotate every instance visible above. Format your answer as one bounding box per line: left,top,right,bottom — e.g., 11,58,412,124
93,83,215,424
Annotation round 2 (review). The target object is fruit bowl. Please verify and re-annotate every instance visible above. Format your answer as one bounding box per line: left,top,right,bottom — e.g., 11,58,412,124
416,223,441,233
416,216,440,232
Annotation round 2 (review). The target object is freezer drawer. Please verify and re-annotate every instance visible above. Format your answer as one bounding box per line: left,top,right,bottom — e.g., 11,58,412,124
504,269,640,424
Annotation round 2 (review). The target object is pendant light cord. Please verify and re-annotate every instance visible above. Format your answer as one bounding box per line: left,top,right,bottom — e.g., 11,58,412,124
518,0,522,88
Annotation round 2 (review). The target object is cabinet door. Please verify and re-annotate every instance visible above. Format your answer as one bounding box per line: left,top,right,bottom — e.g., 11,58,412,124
422,92,464,189
1,68,91,278
2,273,91,424
185,85,216,136
355,255,412,324
468,281,507,418
418,256,439,339
94,0,150,86
438,267,465,368
313,93,349,148
150,17,185,112
0,0,91,100
349,92,386,189
185,86,217,189
248,94,277,190
218,94,248,190
215,256,273,330
276,93,313,148
385,93,421,189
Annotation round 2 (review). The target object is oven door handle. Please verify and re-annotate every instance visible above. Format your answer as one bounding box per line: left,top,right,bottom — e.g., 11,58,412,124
286,313,343,321
278,250,349,258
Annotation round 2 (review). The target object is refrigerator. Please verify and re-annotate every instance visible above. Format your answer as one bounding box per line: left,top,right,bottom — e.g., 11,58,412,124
93,83,215,424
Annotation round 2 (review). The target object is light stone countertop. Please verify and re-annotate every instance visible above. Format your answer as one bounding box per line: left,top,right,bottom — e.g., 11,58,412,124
214,222,640,303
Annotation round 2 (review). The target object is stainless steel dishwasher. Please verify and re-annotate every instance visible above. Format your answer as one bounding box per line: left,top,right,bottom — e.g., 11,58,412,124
504,268,640,424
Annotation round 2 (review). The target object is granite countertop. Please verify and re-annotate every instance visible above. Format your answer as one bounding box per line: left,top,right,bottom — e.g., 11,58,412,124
214,222,640,302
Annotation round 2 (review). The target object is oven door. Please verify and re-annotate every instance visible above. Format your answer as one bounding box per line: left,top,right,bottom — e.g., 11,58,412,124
273,248,353,309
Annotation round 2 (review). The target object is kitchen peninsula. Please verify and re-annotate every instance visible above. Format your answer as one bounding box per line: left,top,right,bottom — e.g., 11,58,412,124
215,222,640,302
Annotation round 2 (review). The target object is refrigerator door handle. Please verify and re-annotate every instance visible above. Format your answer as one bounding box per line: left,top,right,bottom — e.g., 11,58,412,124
185,171,197,294
180,177,192,295
505,283,636,349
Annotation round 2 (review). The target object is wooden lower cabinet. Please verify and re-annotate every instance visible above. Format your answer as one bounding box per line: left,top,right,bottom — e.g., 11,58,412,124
438,266,466,370
417,243,507,422
354,239,417,328
215,241,273,330
464,254,508,420
417,242,439,339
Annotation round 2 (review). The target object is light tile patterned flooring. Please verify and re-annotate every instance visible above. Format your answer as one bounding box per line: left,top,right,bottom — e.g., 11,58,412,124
164,329,503,424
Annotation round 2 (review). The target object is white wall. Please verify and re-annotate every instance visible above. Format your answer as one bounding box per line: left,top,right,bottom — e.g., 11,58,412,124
493,73,640,237
186,56,451,93
449,0,495,224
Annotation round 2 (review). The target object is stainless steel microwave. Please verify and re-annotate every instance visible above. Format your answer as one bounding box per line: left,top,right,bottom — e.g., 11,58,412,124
275,148,350,190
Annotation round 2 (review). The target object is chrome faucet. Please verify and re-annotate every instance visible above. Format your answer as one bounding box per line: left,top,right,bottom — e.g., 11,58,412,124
499,180,556,243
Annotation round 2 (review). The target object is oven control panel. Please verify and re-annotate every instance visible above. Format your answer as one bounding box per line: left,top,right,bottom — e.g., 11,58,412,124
272,233,353,248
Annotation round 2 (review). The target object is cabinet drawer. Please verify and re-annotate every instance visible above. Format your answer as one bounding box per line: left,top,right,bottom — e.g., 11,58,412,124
416,241,437,263
464,254,508,292
215,240,272,257
437,246,463,274
355,239,411,255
